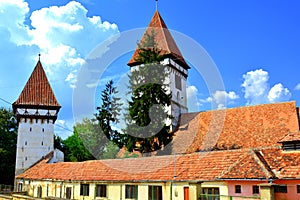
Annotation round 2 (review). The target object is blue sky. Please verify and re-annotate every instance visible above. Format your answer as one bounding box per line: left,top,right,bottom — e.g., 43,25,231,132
0,0,300,138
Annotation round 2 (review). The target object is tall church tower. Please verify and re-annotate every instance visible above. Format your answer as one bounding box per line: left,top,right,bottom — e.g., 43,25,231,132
128,11,190,128
12,59,61,176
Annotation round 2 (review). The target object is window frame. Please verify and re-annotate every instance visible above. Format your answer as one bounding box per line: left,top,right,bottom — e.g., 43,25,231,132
252,185,259,194
80,184,90,196
95,184,107,198
175,74,182,90
274,185,287,193
125,185,138,199
148,185,162,200
282,142,300,151
37,185,42,198
235,185,241,194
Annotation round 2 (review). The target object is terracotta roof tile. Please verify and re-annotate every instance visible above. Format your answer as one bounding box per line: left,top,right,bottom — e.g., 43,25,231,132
13,61,60,109
172,102,299,154
128,11,189,69
278,131,300,143
17,150,256,182
260,148,300,179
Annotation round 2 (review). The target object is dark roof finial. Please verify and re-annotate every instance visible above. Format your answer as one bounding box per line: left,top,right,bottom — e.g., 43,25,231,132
38,53,41,61
155,0,158,11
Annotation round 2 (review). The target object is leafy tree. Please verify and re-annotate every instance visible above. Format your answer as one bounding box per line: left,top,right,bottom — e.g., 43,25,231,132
0,108,17,185
123,31,173,153
62,128,94,162
75,118,120,160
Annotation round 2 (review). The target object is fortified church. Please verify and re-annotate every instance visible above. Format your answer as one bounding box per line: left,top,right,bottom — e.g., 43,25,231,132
8,8,300,200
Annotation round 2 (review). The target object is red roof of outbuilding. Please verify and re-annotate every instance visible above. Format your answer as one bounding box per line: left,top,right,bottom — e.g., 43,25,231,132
13,60,60,110
128,11,189,69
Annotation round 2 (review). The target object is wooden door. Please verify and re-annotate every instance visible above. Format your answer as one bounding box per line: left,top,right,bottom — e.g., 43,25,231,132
66,187,72,199
184,187,189,200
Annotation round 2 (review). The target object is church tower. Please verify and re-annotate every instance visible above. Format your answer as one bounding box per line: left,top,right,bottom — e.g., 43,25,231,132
128,10,190,128
12,58,61,176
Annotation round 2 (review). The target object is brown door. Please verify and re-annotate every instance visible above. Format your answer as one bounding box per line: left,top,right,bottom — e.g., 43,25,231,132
66,187,72,199
184,187,189,200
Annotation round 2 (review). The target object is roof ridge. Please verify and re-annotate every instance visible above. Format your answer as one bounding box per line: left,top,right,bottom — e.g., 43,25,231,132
217,151,246,178
251,149,276,179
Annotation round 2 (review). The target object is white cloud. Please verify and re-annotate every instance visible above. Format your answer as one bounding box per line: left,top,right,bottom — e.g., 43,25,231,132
197,90,239,110
0,0,32,44
241,69,291,105
267,83,291,103
294,83,300,91
241,69,269,105
186,85,201,112
0,0,119,88
187,85,198,99
212,90,239,109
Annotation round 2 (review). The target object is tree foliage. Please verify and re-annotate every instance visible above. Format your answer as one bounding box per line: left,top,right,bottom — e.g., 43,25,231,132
123,31,173,153
0,108,17,185
95,80,123,148
62,128,94,162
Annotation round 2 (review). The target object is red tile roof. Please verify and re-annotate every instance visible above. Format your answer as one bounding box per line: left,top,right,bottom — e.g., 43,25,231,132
128,11,189,69
259,148,300,179
278,132,300,143
13,61,60,110
17,150,252,182
172,101,299,154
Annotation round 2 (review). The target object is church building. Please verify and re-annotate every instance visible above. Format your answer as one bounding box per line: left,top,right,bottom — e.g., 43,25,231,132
10,9,300,200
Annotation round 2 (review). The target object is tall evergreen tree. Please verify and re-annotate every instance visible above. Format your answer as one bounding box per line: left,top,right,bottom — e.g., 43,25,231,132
95,80,123,148
123,31,173,154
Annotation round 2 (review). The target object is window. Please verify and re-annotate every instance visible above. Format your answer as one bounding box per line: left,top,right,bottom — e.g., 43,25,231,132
235,185,241,193
282,142,300,151
30,127,32,132
148,185,162,200
253,185,259,194
201,188,220,200
80,184,89,196
125,185,138,199
17,183,23,192
175,74,182,90
297,185,300,193
37,186,42,198
274,185,287,193
95,184,107,197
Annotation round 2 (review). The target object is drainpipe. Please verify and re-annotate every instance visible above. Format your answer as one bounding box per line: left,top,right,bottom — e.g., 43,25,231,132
170,182,173,200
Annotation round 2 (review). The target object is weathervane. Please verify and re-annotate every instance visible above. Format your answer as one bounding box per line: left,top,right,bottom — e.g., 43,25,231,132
155,0,158,11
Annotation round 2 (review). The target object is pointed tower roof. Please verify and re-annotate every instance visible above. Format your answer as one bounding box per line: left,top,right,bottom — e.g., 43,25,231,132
13,60,61,111
128,11,190,69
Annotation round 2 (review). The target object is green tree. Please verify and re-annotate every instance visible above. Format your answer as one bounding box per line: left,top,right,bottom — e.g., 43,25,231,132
0,108,17,185
75,118,120,160
123,31,173,153
62,128,94,162
95,80,123,148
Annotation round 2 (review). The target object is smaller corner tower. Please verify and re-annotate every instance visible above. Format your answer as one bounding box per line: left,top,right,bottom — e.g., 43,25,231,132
128,10,190,129
12,58,61,176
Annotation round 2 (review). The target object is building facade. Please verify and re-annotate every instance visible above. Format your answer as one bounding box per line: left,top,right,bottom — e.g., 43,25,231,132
12,60,61,176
